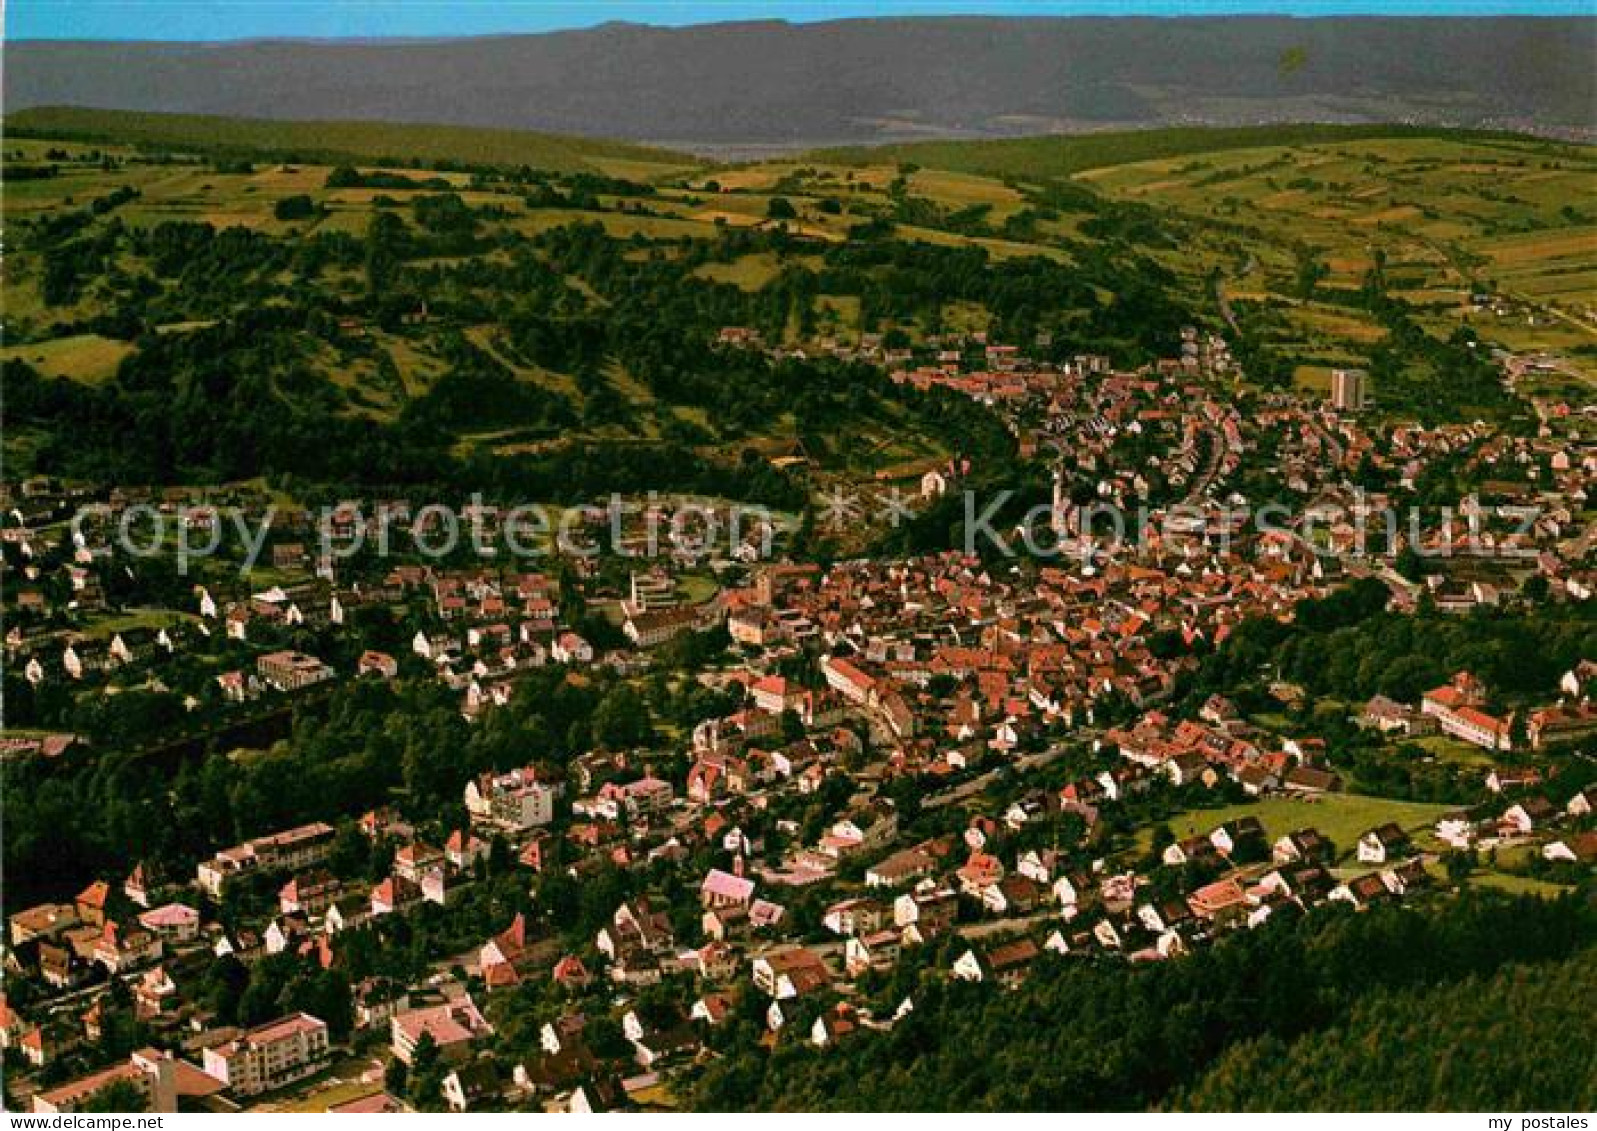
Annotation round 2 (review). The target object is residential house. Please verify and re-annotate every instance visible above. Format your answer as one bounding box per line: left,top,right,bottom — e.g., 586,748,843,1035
136,904,199,944
751,948,831,1000
442,1061,508,1112
391,997,494,1065
952,938,1039,987
1357,823,1413,864
1500,796,1557,836
1272,829,1331,866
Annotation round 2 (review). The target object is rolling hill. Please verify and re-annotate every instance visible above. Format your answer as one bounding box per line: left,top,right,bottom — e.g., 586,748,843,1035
807,122,1573,180
3,113,1590,494
1,107,698,178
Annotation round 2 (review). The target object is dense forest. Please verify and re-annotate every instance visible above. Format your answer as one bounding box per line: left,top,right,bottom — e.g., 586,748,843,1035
691,893,1597,1111
1173,952,1597,1110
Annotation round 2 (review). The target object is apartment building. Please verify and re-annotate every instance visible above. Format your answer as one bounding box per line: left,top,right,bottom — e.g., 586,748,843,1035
197,822,336,896
202,1013,330,1097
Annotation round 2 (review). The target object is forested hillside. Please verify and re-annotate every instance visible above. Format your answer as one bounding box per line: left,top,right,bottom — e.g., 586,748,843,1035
5,162,1058,495
691,894,1597,1111
811,123,1546,180
1174,953,1597,1111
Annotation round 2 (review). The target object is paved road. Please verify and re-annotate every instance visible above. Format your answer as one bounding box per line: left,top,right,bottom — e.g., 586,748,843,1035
1213,256,1255,338
1182,424,1225,504
923,738,1089,811
794,908,1063,969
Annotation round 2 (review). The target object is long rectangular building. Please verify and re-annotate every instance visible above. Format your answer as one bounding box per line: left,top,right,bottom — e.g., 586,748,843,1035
197,821,336,896
202,1012,330,1096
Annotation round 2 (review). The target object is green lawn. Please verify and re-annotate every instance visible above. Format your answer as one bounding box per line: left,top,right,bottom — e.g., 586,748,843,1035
81,609,198,638
1408,733,1496,768
1156,792,1455,864
677,573,722,604
692,251,785,291
280,1081,383,1113
1466,871,1574,898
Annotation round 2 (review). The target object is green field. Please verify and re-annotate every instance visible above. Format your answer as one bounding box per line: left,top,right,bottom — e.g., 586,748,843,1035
1406,734,1498,768
691,251,789,290
1154,792,1456,863
81,610,198,639
0,334,135,383
1466,871,1575,898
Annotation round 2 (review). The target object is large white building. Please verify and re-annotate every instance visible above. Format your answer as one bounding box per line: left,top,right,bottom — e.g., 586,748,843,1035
196,822,336,897
464,767,558,830
1420,672,1513,752
202,1013,330,1096
33,1049,179,1113
255,649,335,692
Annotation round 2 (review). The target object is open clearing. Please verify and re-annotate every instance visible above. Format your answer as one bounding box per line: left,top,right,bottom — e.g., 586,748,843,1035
1156,793,1456,863
0,334,134,383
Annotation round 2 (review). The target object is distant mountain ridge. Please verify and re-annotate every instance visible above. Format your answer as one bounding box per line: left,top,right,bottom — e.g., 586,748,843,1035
7,17,1594,149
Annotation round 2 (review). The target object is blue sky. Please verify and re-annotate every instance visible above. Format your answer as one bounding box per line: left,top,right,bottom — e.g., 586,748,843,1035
8,0,1590,40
